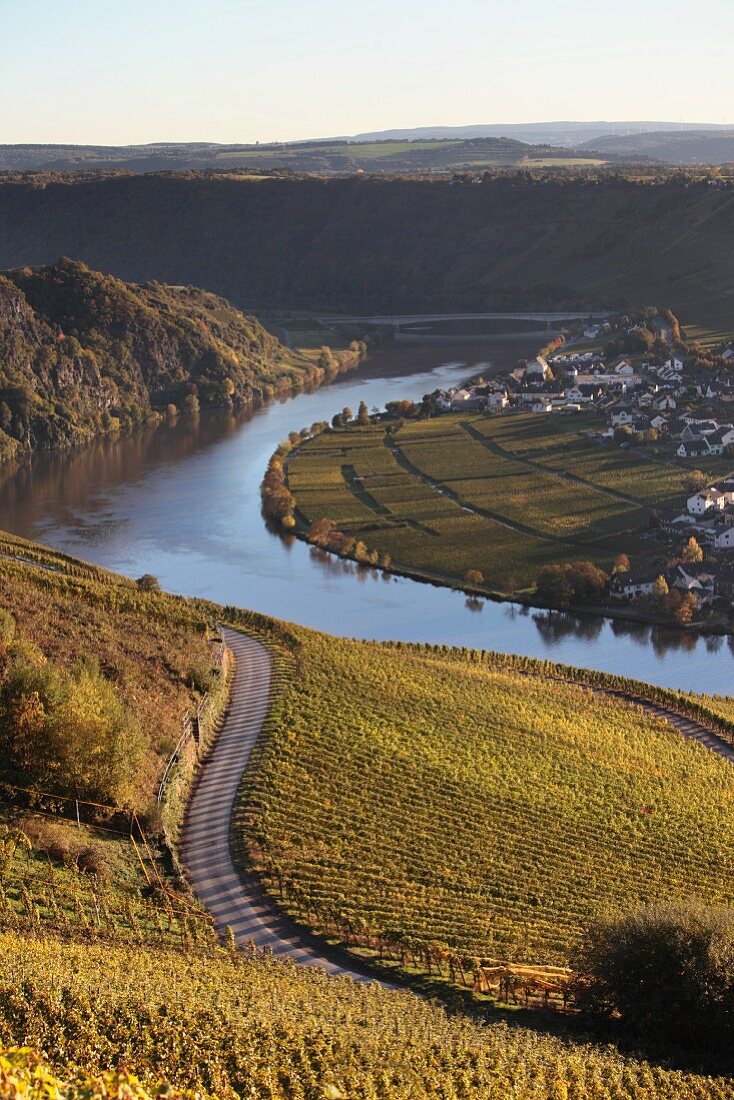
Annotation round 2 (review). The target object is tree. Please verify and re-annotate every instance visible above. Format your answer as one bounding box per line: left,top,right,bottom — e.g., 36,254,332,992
573,901,734,1053
0,650,144,804
331,412,344,429
566,561,608,603
535,565,574,608
536,561,607,607
612,553,630,574
683,536,703,563
674,591,698,625
651,575,669,603
307,518,336,547
136,574,160,592
463,569,484,587
262,486,295,521
686,469,707,494
357,401,370,426
342,407,353,423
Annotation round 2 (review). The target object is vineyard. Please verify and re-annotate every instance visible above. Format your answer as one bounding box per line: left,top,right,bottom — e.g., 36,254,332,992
4,929,734,1098
0,531,221,809
285,412,732,592
238,628,734,979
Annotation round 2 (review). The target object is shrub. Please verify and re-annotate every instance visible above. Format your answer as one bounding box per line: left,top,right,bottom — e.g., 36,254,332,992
0,653,145,805
76,845,111,880
573,901,734,1054
136,574,161,592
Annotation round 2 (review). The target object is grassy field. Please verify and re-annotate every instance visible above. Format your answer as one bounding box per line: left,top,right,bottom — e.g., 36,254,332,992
240,628,734,974
286,413,723,592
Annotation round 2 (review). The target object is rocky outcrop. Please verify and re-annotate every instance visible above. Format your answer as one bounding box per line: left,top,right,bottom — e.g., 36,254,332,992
0,260,313,456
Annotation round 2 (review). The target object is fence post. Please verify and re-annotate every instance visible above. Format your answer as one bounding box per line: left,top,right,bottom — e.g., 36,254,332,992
75,799,80,828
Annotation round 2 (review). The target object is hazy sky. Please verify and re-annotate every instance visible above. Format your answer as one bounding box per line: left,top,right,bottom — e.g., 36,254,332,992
2,0,732,144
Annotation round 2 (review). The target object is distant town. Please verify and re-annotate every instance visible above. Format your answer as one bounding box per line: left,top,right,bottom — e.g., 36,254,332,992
424,311,734,622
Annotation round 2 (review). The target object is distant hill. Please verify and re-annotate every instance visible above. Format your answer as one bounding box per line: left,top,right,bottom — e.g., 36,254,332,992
1,175,733,326
0,135,610,175
350,120,732,147
582,129,734,164
0,259,312,458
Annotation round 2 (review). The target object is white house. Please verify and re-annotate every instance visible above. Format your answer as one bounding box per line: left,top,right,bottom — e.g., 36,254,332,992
611,409,634,427
614,359,635,376
610,570,659,600
526,356,552,380
650,415,669,432
677,439,709,459
488,392,509,412
663,356,685,371
531,399,553,414
715,527,734,550
687,489,726,515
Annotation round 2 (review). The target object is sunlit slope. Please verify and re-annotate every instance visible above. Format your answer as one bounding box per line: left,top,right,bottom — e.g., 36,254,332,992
3,930,734,1099
242,631,734,967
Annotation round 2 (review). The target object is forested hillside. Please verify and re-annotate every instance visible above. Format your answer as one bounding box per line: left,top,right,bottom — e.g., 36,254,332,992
1,175,734,321
0,259,321,457
583,130,734,164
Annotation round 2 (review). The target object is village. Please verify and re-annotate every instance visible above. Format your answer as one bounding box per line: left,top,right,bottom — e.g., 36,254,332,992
427,316,734,623
434,332,734,461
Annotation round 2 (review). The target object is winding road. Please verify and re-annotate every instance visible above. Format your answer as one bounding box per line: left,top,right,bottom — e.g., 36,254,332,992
182,626,734,984
180,627,377,983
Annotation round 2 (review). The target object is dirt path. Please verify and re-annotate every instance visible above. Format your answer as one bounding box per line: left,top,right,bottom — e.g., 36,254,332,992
180,626,380,983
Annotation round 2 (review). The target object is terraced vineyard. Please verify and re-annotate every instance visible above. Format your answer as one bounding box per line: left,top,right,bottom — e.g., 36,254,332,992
286,413,731,591
5,929,734,1099
240,630,734,973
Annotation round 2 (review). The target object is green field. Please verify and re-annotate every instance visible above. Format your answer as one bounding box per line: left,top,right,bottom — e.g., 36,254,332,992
286,413,722,592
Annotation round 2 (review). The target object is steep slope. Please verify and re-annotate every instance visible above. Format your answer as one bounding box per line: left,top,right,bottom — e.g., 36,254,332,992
1,175,733,322
0,259,314,456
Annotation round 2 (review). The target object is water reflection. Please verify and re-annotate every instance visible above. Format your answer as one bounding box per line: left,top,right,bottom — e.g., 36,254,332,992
533,611,605,645
0,340,732,694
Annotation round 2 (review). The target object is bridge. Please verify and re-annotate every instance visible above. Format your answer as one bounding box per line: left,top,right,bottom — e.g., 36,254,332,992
317,310,613,328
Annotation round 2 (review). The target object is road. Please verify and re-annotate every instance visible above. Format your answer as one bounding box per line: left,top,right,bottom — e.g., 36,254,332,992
180,626,380,983
181,626,734,987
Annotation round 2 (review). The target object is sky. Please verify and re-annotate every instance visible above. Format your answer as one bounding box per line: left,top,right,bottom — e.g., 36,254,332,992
1,0,732,145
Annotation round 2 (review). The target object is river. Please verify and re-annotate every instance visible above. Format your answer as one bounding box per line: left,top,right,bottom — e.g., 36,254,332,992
1,341,732,693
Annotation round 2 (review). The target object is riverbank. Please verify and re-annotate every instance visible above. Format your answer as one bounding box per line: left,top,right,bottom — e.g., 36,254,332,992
0,342,732,692
278,414,734,639
282,496,733,640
